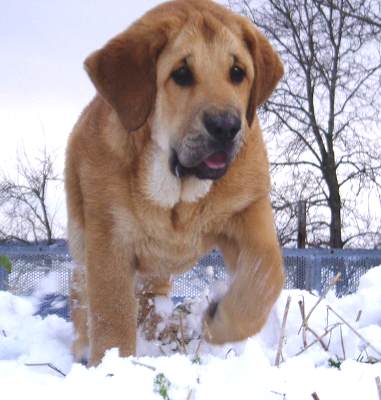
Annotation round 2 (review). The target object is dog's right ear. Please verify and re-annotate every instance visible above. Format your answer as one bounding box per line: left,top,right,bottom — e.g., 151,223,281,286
84,24,167,132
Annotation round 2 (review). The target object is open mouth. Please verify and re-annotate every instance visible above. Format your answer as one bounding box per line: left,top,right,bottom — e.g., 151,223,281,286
170,150,230,180
203,151,228,170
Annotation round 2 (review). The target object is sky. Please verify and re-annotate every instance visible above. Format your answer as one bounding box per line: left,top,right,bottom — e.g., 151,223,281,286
0,0,174,170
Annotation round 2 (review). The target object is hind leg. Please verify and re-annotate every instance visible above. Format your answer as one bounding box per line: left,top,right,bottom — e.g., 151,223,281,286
71,264,89,363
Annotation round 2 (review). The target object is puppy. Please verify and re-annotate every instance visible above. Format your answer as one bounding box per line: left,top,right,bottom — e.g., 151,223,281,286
65,0,284,366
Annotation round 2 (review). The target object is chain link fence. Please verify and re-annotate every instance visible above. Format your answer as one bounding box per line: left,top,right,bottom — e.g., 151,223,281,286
1,243,381,300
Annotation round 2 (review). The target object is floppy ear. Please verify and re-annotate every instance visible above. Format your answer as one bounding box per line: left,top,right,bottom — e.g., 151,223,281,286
242,20,284,126
84,24,167,132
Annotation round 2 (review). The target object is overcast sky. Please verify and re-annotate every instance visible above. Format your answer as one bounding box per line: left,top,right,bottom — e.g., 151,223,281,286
1,1,228,171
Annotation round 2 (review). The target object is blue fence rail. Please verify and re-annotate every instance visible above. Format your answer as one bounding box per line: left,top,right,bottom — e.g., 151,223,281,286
1,242,381,298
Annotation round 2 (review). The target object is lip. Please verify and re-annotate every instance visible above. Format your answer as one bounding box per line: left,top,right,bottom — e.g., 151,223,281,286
170,150,231,181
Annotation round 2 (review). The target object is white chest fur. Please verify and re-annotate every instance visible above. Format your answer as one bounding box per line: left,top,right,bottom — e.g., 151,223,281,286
141,143,212,208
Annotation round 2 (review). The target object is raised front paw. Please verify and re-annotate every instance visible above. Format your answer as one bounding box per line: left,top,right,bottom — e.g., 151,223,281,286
203,300,236,344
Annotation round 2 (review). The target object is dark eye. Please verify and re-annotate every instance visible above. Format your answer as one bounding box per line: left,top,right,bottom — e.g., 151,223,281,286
230,65,246,84
171,65,194,87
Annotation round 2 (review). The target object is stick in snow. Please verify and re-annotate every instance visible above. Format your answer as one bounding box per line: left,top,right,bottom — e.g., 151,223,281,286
306,325,329,351
131,360,156,371
178,310,188,354
339,325,346,360
275,295,292,367
327,305,381,359
299,272,341,334
294,323,341,357
298,299,307,348
25,363,66,377
375,376,381,400
270,390,287,399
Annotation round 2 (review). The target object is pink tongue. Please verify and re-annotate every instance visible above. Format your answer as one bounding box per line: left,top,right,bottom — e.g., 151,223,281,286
204,152,228,169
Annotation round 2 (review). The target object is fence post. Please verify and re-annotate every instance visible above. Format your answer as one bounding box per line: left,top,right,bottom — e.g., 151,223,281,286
0,267,8,291
305,251,322,294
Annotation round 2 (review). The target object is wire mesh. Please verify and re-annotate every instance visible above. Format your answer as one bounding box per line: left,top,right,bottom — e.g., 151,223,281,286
1,244,381,299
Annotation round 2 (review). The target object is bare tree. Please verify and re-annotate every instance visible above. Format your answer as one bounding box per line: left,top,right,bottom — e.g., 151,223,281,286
230,0,381,248
318,0,381,33
0,145,60,244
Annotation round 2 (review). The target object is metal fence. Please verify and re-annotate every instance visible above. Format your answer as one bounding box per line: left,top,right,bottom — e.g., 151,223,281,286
283,248,381,296
1,243,381,299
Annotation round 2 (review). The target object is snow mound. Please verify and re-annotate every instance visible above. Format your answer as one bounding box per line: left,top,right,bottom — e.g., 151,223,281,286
0,266,381,399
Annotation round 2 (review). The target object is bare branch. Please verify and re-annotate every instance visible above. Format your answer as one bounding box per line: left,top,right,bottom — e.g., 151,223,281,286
236,0,381,248
0,144,60,244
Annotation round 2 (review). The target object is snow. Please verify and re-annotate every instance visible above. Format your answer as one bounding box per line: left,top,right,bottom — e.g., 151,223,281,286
1,267,381,399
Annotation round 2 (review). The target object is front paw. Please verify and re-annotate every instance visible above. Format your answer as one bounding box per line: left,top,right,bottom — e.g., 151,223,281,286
203,301,230,344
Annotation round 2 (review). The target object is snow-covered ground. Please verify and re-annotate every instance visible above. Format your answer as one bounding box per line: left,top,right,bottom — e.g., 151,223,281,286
1,267,381,399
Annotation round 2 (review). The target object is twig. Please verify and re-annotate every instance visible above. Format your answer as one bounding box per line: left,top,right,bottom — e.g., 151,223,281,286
375,376,381,400
362,349,379,364
327,305,381,359
339,325,346,359
2,329,6,337
305,326,329,351
25,363,66,377
311,392,320,400
178,310,188,354
299,273,341,334
293,323,341,357
327,326,333,349
356,310,362,322
225,348,237,359
298,299,307,348
191,337,203,366
131,360,156,371
187,339,204,400
194,338,202,358
270,390,287,399
275,295,292,367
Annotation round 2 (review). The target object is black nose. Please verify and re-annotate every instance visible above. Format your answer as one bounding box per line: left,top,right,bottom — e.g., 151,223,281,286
203,111,241,142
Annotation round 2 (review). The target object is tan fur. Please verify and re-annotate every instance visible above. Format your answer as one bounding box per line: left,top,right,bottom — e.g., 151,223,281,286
65,0,284,366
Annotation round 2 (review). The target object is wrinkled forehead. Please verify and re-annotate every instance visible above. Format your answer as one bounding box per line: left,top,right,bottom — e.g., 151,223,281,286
157,14,254,78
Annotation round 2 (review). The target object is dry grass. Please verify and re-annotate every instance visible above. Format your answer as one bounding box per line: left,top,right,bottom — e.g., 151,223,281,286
375,376,381,400
137,273,381,370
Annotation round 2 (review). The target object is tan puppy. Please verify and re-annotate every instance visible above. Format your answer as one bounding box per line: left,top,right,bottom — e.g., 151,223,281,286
65,0,284,366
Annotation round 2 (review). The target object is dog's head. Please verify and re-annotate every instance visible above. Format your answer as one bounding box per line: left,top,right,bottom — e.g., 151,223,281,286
85,0,283,181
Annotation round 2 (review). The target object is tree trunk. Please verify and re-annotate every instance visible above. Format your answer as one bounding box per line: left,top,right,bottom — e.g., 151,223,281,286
297,200,307,248
329,199,343,248
323,156,343,248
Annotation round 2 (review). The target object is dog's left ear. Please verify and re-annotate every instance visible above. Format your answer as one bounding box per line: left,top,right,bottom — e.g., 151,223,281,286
84,24,167,132
242,20,284,126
